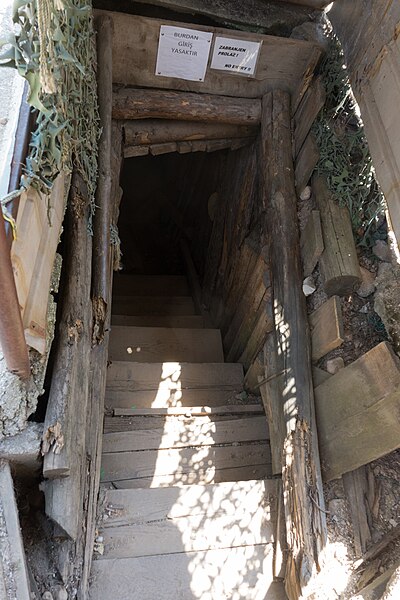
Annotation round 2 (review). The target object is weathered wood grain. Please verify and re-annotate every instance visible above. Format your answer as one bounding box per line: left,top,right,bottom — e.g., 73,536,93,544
309,296,344,361
293,75,325,157
111,295,196,316
113,404,263,417
261,89,327,599
113,88,261,125
123,120,258,146
313,174,361,296
98,12,322,99
295,131,319,195
102,416,268,452
108,326,224,363
300,209,324,277
315,342,400,481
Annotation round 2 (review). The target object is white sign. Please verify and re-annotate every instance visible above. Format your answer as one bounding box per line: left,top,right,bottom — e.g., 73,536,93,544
156,25,213,82
211,36,261,76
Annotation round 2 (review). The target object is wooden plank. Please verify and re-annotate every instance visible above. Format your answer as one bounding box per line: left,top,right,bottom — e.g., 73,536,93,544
293,75,326,157
105,388,239,409
108,326,224,363
312,366,332,387
300,209,324,277
11,172,66,353
102,479,278,525
103,414,254,434
356,563,400,600
113,88,261,124
315,341,400,481
123,120,258,146
123,145,149,158
177,141,193,154
261,90,327,598
106,361,244,390
273,479,288,580
309,296,344,361
111,314,205,328
110,463,272,488
100,511,274,559
114,404,263,416
295,131,319,195
149,142,177,155
102,416,269,452
101,442,271,484
0,461,31,600
98,11,322,99
89,546,287,600
313,174,361,296
342,467,372,557
111,295,195,315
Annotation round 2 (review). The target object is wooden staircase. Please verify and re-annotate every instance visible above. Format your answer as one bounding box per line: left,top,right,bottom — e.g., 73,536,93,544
89,274,286,599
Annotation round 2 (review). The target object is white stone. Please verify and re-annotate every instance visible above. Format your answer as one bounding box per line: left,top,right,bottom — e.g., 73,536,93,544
326,357,345,374
356,266,376,298
373,239,392,262
300,185,312,201
303,276,316,296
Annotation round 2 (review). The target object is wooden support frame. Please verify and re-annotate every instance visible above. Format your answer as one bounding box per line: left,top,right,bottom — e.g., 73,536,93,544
260,89,327,600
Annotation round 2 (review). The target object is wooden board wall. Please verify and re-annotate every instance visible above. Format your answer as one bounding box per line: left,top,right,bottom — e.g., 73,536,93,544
95,10,322,100
11,173,67,353
329,0,400,244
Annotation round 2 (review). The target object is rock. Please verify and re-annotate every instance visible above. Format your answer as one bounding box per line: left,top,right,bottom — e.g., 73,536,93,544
373,239,392,262
359,304,369,314
374,264,400,354
377,261,392,279
300,185,312,201
356,266,376,298
303,275,316,296
51,586,68,600
326,357,345,374
42,593,54,600
328,498,346,523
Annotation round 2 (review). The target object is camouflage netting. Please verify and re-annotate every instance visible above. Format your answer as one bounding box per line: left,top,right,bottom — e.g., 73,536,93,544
0,0,99,214
0,0,99,438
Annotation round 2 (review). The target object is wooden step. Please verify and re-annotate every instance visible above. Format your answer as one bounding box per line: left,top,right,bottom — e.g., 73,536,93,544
112,274,189,297
105,388,242,409
111,295,195,316
90,548,287,600
102,479,277,525
103,414,255,434
113,405,263,417
101,442,271,486
111,314,205,328
106,361,243,391
108,326,224,363
102,416,269,452
98,479,277,560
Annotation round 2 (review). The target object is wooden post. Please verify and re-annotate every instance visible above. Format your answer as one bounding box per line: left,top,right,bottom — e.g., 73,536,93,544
42,174,92,480
260,90,327,600
113,88,261,125
92,14,113,344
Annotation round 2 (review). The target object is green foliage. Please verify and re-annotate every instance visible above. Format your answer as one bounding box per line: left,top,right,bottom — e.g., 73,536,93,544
313,36,386,247
0,0,99,213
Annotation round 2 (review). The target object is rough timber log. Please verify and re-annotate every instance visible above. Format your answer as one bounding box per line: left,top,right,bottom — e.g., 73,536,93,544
260,90,327,600
113,88,261,125
123,120,258,146
92,14,113,343
42,174,92,481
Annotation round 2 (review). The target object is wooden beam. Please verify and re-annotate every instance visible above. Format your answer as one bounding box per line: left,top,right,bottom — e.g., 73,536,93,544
313,174,361,296
260,90,327,600
0,461,31,600
293,75,325,157
92,14,113,344
295,131,319,195
98,11,322,98
309,296,344,361
42,174,92,481
315,341,400,481
128,0,319,32
123,120,258,146
113,88,261,125
342,467,373,557
300,209,324,277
